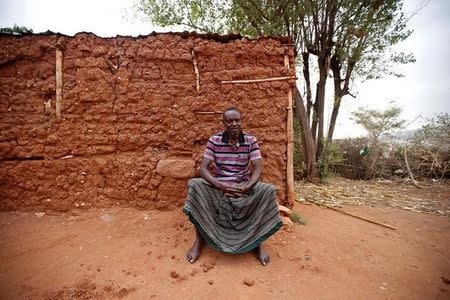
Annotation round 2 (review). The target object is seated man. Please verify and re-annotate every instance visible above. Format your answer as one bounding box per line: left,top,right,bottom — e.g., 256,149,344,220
183,107,282,266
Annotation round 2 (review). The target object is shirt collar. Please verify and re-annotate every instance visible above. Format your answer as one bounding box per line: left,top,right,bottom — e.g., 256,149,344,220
222,130,245,144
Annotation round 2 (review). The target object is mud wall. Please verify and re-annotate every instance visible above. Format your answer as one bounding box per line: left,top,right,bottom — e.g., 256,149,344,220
0,32,295,211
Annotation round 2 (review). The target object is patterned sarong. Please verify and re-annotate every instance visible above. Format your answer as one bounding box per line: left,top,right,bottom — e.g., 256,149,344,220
183,178,282,254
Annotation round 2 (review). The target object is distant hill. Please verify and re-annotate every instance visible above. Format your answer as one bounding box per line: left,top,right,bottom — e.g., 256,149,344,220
334,129,418,143
381,129,418,143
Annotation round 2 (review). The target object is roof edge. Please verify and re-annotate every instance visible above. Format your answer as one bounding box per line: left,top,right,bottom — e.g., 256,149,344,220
0,30,293,44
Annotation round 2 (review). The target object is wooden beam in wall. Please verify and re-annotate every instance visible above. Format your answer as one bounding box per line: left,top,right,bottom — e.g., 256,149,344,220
220,76,296,84
191,49,200,93
55,48,63,118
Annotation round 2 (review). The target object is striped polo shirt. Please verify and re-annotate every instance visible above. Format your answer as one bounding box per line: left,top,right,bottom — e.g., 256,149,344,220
204,130,262,182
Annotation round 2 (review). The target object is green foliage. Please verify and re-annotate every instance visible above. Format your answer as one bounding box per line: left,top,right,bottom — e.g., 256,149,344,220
135,0,414,78
0,24,33,35
317,140,344,181
290,212,307,225
340,0,416,81
136,0,234,33
351,101,406,144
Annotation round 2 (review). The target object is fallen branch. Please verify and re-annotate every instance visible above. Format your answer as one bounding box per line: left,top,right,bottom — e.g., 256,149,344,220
220,76,296,84
331,162,366,170
300,199,396,230
404,146,422,188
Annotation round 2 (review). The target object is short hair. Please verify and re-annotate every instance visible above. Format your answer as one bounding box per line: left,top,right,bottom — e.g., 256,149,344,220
223,106,241,116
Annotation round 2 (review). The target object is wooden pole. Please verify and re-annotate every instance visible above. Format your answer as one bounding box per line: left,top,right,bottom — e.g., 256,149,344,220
220,76,296,84
304,200,397,230
55,48,63,118
284,55,295,207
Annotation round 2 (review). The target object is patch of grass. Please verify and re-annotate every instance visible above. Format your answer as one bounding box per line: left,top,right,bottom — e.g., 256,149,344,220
290,212,307,225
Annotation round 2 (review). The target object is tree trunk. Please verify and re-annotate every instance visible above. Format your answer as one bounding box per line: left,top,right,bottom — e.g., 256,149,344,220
403,146,421,188
302,52,313,120
294,86,316,181
315,0,337,159
327,94,341,142
315,57,327,160
328,55,343,142
311,91,319,144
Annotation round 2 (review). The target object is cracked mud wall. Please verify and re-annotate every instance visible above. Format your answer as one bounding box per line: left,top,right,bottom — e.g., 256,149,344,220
0,32,295,211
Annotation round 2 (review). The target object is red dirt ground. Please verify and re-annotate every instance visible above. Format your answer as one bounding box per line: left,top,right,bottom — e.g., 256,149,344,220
1,191,449,299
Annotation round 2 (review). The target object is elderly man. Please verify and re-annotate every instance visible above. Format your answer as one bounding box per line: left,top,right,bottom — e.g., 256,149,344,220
183,107,282,266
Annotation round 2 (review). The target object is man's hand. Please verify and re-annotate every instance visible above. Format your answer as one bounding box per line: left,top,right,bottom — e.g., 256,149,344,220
224,182,251,198
213,178,253,198
216,182,240,197
215,181,235,196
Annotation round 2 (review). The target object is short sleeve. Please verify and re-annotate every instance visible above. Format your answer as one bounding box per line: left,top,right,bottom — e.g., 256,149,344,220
203,138,215,160
249,137,262,161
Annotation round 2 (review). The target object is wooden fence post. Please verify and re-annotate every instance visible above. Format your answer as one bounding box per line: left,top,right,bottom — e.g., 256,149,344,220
284,54,295,206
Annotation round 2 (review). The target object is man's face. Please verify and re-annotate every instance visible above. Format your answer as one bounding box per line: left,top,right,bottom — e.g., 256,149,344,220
223,110,242,136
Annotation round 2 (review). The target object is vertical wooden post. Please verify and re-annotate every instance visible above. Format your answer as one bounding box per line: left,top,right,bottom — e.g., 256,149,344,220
284,54,295,206
55,48,63,118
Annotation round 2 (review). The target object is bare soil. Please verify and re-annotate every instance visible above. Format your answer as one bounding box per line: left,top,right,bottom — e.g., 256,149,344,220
1,179,449,300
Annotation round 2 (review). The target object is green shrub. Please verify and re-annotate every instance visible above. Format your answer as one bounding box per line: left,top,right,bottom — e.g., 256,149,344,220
290,212,307,225
317,140,344,182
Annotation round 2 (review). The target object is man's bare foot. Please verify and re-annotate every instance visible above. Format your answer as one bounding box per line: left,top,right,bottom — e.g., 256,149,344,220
255,245,270,266
186,229,203,263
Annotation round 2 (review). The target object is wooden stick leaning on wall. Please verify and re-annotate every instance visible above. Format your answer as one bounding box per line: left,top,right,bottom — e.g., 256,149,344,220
220,76,296,84
55,48,63,118
284,54,295,207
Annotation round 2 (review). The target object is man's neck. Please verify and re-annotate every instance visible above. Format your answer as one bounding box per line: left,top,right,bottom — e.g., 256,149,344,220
229,138,238,146
228,132,239,146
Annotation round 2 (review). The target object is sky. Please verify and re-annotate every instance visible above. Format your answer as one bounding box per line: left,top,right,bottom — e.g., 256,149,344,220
0,0,448,138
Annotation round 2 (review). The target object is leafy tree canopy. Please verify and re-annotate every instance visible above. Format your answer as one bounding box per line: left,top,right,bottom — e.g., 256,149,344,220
135,0,415,81
0,24,33,35
351,101,406,143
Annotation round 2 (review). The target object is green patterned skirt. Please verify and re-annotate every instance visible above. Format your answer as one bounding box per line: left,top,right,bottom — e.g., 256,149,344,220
184,178,282,254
